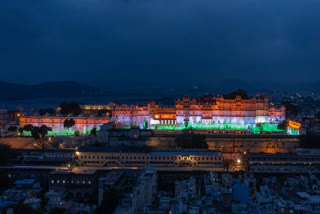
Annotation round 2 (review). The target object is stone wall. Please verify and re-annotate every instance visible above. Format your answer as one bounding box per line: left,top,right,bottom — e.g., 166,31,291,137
146,135,300,154
0,137,35,149
147,137,176,148
206,136,300,153
0,136,93,149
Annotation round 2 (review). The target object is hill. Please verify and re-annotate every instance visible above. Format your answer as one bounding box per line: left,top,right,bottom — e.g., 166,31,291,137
0,81,105,100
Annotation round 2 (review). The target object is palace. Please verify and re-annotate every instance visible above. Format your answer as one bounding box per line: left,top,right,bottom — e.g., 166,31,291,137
19,115,109,136
112,94,285,132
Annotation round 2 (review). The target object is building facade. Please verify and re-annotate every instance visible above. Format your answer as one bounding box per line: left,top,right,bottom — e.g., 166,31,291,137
112,95,285,132
79,102,115,116
76,146,223,168
0,105,23,132
19,115,109,136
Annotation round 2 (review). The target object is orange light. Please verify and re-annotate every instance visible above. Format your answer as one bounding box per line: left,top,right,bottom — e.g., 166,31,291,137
17,114,20,117
288,120,301,130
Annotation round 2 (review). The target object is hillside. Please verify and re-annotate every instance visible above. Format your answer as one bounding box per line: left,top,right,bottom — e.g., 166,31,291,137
0,81,105,100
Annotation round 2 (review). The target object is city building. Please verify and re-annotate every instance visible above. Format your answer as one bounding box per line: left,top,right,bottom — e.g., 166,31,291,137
2,179,41,202
114,169,156,214
16,149,76,165
0,105,23,133
76,146,223,168
247,151,320,165
287,120,301,135
112,94,285,134
79,102,116,116
19,114,109,136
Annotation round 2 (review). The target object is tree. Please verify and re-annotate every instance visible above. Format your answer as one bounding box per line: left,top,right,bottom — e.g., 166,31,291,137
281,101,299,118
23,124,34,132
39,108,55,116
31,125,52,149
94,188,122,214
175,129,208,149
8,126,17,132
64,118,75,135
97,109,112,117
277,120,288,130
59,102,82,116
18,127,24,136
90,128,97,136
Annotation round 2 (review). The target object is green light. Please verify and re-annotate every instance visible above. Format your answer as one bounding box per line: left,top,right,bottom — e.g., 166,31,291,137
149,123,285,134
23,127,101,136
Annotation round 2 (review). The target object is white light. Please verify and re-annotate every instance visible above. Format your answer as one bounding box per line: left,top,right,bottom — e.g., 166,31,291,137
237,159,241,164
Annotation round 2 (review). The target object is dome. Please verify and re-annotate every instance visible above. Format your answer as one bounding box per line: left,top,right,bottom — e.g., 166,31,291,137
16,104,24,112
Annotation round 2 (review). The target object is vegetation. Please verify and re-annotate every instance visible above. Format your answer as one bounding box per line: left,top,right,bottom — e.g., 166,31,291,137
8,126,17,132
175,129,208,149
277,120,288,130
64,118,76,134
94,188,122,214
97,109,112,117
31,125,52,149
90,128,97,136
18,127,24,136
281,101,299,118
59,102,82,116
23,124,34,132
74,130,80,136
39,108,55,116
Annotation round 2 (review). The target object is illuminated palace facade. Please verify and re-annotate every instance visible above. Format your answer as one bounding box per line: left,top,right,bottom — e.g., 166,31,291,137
20,115,109,136
112,95,285,132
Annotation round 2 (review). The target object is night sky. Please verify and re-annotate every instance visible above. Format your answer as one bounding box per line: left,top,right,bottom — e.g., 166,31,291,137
1,0,320,90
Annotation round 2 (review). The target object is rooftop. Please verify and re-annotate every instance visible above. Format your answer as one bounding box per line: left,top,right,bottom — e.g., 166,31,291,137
14,179,36,185
77,146,221,155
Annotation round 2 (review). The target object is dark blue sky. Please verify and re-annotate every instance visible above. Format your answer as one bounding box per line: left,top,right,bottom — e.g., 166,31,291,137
1,0,320,90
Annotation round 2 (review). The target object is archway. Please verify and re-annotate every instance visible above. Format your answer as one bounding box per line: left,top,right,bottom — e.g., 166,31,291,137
102,160,123,167
175,160,194,167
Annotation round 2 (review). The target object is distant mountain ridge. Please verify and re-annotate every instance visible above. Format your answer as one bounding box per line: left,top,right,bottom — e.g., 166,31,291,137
0,81,105,100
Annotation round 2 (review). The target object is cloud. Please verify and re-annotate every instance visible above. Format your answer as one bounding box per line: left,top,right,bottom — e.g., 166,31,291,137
0,0,320,86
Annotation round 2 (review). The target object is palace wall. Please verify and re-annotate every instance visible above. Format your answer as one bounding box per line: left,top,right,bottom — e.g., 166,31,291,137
146,136,300,154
